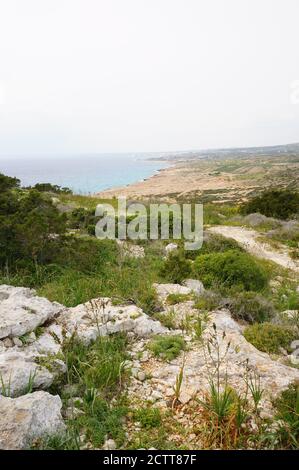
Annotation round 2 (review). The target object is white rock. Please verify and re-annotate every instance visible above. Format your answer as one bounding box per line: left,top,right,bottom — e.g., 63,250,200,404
128,309,299,412
282,310,299,319
117,241,145,259
26,332,37,344
0,350,53,397
28,324,64,356
0,391,65,449
137,371,146,382
0,285,63,339
103,438,117,450
64,406,84,419
12,337,23,347
57,298,167,344
165,243,178,255
182,279,205,295
153,283,192,302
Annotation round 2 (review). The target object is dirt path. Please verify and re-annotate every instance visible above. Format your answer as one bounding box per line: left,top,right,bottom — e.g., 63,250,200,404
208,225,299,273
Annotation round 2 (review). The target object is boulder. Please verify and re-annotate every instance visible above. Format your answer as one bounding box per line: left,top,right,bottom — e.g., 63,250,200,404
0,350,53,397
0,391,65,449
0,285,63,339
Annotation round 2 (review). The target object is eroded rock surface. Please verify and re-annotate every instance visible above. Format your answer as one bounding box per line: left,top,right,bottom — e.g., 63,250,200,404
57,298,167,344
0,391,65,449
0,285,63,339
0,350,53,397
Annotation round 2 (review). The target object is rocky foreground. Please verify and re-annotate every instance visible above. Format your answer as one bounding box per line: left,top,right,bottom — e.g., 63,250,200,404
0,283,299,450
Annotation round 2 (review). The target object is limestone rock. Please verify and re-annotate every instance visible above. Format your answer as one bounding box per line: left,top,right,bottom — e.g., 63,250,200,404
0,391,65,449
165,243,178,255
128,310,299,412
117,240,145,258
0,350,53,397
57,298,167,344
27,324,64,356
0,285,63,339
182,279,205,295
103,438,117,450
153,283,192,302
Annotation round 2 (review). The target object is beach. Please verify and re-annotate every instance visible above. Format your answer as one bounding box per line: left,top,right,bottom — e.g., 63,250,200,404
96,147,299,203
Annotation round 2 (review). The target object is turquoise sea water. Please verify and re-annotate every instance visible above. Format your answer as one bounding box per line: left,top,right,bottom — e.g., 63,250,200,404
0,153,168,194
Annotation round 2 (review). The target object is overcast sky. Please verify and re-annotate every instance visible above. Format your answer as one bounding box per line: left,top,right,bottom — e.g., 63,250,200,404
0,0,299,156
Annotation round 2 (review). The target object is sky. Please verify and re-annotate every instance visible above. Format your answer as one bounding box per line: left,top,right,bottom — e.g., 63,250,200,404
0,0,299,156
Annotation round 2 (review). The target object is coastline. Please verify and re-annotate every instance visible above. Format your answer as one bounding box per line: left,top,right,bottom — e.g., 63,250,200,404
95,148,299,203
94,160,183,200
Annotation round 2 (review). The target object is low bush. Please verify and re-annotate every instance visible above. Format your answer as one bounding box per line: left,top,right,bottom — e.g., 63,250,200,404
241,189,299,220
159,251,192,284
148,335,186,361
194,290,222,311
229,292,276,324
243,323,297,354
193,250,268,292
186,233,244,260
133,407,162,429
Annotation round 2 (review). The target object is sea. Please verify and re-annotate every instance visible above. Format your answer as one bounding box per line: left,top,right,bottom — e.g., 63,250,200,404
0,153,169,194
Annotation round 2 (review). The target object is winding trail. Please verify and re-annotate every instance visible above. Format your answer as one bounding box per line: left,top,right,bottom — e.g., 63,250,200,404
208,225,299,273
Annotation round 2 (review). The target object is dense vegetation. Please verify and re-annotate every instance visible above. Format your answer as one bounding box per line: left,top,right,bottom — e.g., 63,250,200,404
241,189,299,220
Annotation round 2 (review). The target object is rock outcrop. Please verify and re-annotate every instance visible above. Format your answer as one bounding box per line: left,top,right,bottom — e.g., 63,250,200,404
0,392,65,449
0,285,63,339
57,298,167,344
1,283,299,449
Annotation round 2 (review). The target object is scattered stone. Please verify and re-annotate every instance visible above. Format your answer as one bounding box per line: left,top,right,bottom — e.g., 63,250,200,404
103,439,117,450
67,397,84,407
12,337,23,347
137,371,146,382
0,391,65,450
128,309,299,412
117,240,145,259
2,338,13,348
64,406,85,419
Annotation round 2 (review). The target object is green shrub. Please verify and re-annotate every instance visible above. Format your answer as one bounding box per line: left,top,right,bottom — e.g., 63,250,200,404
244,323,297,354
241,189,299,220
229,292,276,324
193,250,268,291
186,233,244,260
160,251,192,284
148,335,186,361
194,290,222,311
27,183,72,194
133,407,162,429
